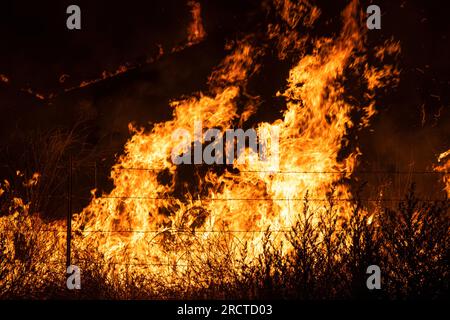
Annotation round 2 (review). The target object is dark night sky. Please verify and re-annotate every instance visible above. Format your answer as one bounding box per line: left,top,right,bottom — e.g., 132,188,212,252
0,0,449,204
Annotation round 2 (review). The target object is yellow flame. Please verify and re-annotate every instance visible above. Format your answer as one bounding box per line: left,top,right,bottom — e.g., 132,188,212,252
0,0,403,291
67,0,400,285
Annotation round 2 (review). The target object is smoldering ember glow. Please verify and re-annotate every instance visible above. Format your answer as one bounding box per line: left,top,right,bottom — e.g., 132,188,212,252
0,0,448,300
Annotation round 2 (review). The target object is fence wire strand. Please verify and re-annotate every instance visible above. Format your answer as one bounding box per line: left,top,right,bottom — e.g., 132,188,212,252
1,162,449,270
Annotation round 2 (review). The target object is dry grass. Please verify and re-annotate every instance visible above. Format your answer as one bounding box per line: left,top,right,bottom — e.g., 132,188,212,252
1,182,447,300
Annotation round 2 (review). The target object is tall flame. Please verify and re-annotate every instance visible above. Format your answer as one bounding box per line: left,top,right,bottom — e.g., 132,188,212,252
69,0,399,284
0,0,404,291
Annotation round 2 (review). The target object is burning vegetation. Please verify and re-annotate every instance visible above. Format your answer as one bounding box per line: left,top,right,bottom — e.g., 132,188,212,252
0,0,448,299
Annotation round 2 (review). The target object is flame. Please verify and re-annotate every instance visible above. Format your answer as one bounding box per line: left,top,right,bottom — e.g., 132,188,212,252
0,74,9,83
20,88,46,101
0,178,65,292
63,64,134,93
67,0,399,286
187,1,206,45
436,149,450,196
64,2,207,94
267,0,320,60
0,0,403,291
21,173,41,188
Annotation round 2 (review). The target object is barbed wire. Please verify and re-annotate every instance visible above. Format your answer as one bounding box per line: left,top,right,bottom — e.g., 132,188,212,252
74,259,188,267
1,163,449,174
1,193,448,202
1,228,293,234
81,196,449,202
110,167,450,175
1,160,449,272
29,260,188,268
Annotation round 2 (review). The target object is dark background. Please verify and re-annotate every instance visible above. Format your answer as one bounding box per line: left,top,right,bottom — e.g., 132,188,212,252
0,0,449,217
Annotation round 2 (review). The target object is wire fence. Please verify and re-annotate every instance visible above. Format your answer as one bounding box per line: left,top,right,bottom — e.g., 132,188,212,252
1,160,449,271
3,162,450,174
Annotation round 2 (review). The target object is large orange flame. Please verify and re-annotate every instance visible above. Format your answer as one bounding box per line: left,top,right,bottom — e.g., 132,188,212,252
0,0,404,291
67,0,400,283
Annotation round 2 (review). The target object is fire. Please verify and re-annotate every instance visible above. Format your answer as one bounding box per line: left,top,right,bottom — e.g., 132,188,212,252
68,0,399,285
436,149,450,196
0,74,9,83
0,175,65,292
187,1,206,45
0,0,404,291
